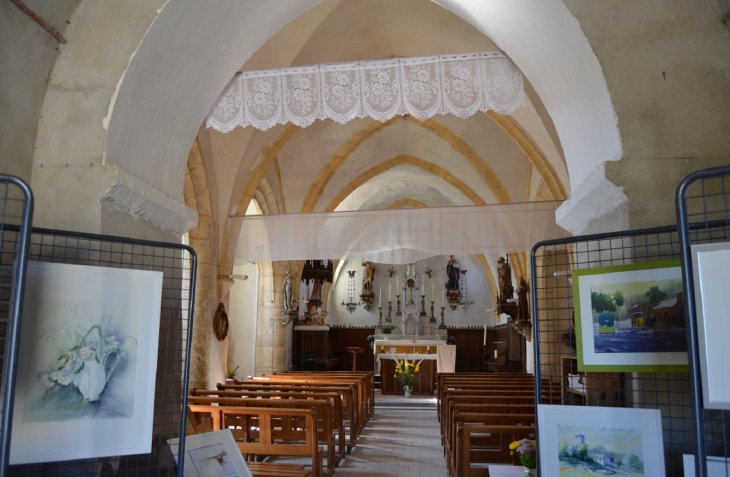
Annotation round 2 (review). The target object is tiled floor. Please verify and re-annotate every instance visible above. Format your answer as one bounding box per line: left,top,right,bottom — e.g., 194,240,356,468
272,391,447,476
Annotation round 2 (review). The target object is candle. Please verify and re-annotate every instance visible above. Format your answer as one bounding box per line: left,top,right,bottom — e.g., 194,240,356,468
494,349,498,359
397,275,400,291
441,289,444,308
389,282,392,301
379,287,382,307
431,281,434,302
483,325,487,346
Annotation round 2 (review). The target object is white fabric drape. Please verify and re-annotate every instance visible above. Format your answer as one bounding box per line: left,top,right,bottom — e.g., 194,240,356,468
207,52,524,132
228,202,567,265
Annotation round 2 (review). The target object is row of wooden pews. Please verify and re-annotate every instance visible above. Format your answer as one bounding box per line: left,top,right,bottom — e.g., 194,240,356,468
187,371,374,477
437,373,557,477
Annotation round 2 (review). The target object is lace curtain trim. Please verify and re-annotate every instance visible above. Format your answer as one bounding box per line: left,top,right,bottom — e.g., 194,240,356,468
207,51,524,132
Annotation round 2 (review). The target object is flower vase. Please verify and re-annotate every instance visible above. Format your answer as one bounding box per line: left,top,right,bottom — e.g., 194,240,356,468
523,467,536,476
403,385,412,397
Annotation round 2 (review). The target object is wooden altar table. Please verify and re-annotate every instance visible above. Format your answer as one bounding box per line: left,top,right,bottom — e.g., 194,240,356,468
378,353,437,395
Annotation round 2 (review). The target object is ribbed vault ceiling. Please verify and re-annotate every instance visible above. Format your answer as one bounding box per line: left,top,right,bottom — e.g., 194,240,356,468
197,0,570,263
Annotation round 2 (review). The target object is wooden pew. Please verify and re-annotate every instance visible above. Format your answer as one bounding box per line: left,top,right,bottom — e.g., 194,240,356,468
188,396,339,473
191,388,346,461
217,383,358,453
457,424,535,477
188,404,325,477
254,374,370,429
447,413,535,477
277,371,375,420
247,462,311,477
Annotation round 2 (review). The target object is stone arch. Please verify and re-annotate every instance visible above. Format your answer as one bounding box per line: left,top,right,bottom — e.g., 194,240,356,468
301,117,511,213
324,154,487,211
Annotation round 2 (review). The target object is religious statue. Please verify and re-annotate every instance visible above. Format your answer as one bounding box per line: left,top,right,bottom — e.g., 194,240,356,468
213,303,229,341
516,278,530,322
361,260,375,293
310,279,323,303
446,255,460,291
281,270,293,311
497,256,514,300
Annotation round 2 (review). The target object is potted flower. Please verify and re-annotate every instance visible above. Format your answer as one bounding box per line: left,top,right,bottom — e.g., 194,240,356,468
382,323,395,334
560,327,576,348
392,355,423,397
226,363,239,383
510,438,537,475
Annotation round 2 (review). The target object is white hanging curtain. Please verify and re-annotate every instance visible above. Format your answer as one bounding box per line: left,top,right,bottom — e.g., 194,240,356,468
228,202,567,265
207,52,524,132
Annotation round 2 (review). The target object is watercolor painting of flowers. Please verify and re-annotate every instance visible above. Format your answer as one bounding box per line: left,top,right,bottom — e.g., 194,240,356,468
11,261,162,464
23,301,138,422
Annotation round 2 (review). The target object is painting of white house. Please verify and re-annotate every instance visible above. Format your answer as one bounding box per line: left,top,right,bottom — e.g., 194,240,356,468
557,424,644,476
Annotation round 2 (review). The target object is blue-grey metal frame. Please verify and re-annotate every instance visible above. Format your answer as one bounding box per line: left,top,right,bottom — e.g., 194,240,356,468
676,164,730,477
0,175,33,477
1,222,196,477
530,222,713,477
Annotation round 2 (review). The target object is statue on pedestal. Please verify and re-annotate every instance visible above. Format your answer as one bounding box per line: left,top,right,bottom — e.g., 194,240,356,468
282,270,294,312
446,255,460,291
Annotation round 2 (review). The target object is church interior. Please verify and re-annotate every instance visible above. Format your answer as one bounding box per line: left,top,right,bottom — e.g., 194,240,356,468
2,0,730,476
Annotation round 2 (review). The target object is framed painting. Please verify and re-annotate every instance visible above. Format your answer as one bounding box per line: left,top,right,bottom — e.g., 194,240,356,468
538,404,665,477
682,454,730,476
169,430,254,477
572,260,688,372
691,242,730,410
10,261,163,464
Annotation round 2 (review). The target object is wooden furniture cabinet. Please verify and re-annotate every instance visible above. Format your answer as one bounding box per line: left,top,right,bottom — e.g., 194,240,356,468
484,323,526,373
560,356,624,406
293,326,340,370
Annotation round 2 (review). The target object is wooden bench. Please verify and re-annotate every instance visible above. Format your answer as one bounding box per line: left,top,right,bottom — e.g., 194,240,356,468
457,424,535,477
188,404,325,477
447,413,535,477
255,374,371,428
188,395,339,473
247,462,311,477
190,389,346,462
216,383,358,453
277,371,375,420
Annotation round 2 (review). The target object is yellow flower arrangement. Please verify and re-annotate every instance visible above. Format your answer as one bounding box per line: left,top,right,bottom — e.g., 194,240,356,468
509,438,537,469
392,355,424,389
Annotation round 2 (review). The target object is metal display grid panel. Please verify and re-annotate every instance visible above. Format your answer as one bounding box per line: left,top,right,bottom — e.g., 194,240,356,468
0,175,34,477
676,165,730,477
530,222,721,476
2,226,197,477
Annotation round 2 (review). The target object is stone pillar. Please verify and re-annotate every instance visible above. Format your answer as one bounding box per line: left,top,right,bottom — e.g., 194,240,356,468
254,261,288,376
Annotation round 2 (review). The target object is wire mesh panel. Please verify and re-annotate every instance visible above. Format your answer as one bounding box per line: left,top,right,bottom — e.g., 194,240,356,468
530,223,725,477
0,175,33,477
677,165,730,477
3,227,196,477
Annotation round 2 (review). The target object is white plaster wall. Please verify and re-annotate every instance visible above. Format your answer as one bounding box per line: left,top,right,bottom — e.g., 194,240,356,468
228,263,259,379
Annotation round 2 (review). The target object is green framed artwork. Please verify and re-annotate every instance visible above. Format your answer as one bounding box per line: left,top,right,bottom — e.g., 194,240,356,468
572,260,688,372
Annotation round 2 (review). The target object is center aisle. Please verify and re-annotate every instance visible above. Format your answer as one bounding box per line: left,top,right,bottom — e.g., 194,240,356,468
266,390,446,476
333,392,446,477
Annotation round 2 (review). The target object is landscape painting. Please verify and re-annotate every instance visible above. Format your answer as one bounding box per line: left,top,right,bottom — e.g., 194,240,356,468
557,424,644,476
538,405,665,477
573,260,689,372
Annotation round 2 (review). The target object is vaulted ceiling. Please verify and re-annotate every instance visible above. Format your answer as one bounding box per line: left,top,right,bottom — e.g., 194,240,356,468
196,0,570,257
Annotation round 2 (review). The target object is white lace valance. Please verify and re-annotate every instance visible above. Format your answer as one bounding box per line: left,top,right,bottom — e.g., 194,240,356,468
207,52,524,132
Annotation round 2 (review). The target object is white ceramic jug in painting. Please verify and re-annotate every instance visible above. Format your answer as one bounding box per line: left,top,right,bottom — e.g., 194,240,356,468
73,349,121,402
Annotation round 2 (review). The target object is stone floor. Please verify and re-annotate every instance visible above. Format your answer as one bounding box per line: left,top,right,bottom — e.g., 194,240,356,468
269,390,447,476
